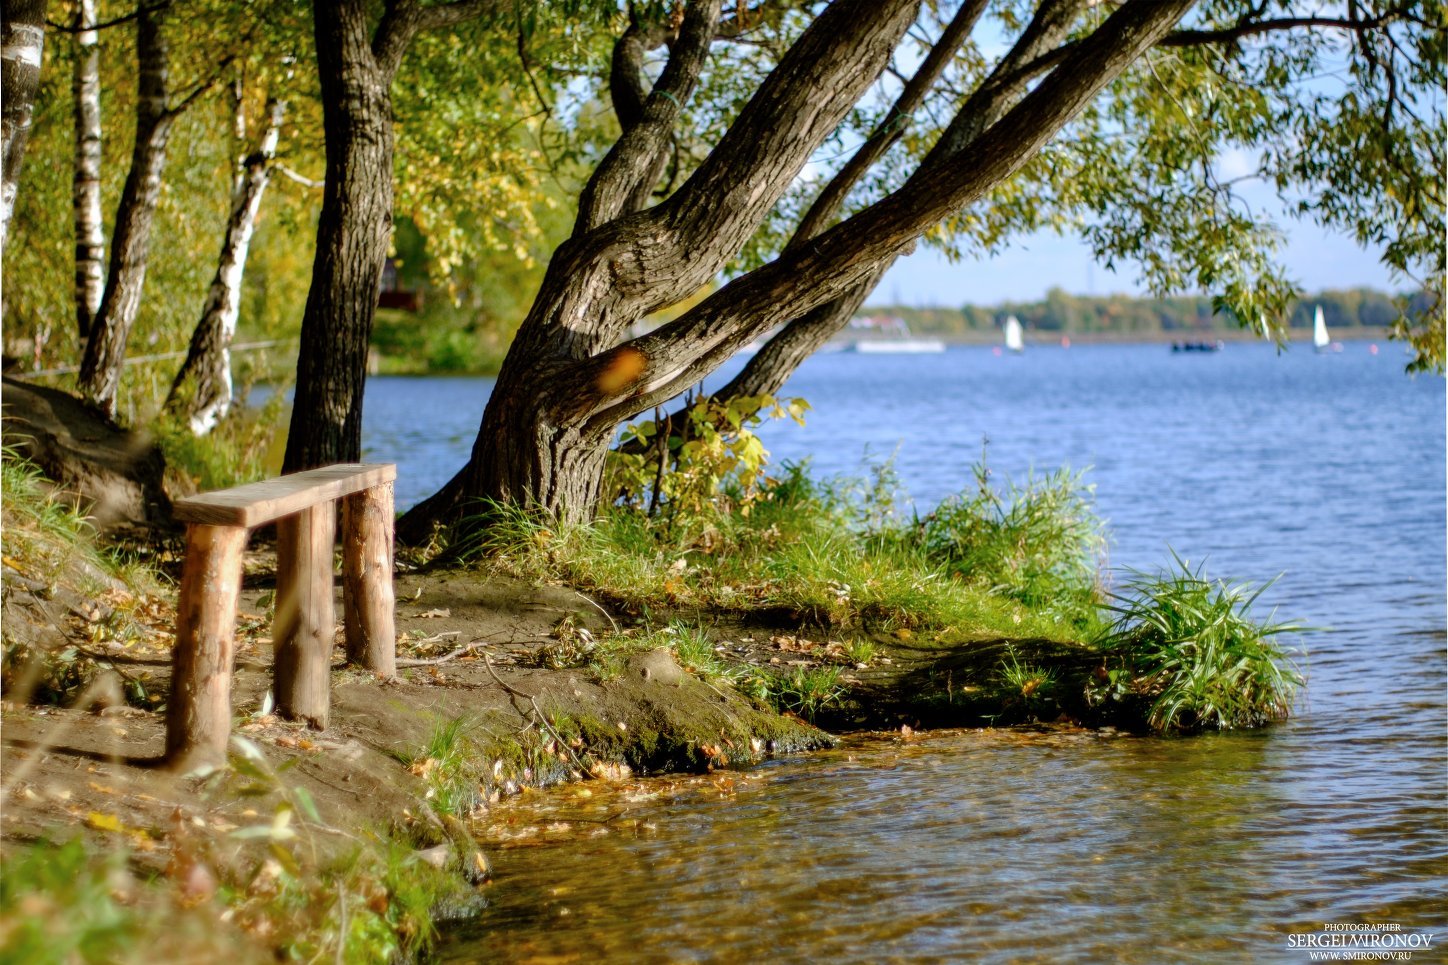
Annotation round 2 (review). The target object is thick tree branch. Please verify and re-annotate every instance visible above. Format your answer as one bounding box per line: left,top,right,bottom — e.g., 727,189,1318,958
999,8,1422,92
587,0,1196,428
1161,12,1412,47
577,0,722,234
607,17,662,133
510,0,920,369
788,0,989,250
414,0,497,31
701,0,1085,416
374,0,500,79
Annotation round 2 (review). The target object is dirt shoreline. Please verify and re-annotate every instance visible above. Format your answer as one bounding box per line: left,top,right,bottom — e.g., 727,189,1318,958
1,541,1127,870
0,564,824,859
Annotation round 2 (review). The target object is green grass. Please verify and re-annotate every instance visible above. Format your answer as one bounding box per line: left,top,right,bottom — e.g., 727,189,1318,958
1,449,170,708
1,448,109,587
768,665,846,720
0,764,458,965
919,461,1105,623
1092,553,1304,731
476,459,1304,735
478,461,1096,644
396,716,485,817
996,645,1061,708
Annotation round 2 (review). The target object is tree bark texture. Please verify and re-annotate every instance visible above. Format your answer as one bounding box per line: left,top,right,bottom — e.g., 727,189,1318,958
71,0,103,340
164,523,248,771
76,4,175,417
273,504,337,729
398,0,922,538
281,0,395,473
1,0,46,256
701,0,1085,408
167,97,286,435
576,0,720,233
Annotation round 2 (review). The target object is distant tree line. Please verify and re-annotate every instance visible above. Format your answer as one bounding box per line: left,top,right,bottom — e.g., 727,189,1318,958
869,287,1429,338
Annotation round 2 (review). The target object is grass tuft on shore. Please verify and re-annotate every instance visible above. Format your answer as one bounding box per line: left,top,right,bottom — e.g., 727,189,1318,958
480,459,1102,644
1091,553,1304,730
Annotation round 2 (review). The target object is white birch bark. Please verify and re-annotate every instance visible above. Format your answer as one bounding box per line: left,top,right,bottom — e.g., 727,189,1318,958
1,0,47,255
167,96,286,434
72,0,104,338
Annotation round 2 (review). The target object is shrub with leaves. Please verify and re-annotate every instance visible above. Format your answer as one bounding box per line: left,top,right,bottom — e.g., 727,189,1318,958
607,394,809,522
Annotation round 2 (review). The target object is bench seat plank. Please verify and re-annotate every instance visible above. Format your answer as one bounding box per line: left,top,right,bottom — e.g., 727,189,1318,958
173,463,397,528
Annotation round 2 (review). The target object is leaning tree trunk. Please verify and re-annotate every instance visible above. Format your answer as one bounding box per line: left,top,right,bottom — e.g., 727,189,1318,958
167,97,286,435
76,4,175,417
281,0,394,473
399,0,1193,542
398,0,919,540
1,0,46,256
72,0,104,340
635,0,1080,440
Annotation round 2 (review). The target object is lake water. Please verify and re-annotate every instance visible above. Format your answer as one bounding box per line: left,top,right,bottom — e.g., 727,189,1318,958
356,342,1447,963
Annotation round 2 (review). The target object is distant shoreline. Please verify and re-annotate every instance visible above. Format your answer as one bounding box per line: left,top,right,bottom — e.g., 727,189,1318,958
840,327,1397,348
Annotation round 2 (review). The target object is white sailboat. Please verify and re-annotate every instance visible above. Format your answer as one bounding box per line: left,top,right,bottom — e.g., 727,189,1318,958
1312,306,1341,353
1004,315,1024,354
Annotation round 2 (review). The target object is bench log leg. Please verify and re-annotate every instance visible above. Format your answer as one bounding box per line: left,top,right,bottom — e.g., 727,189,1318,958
342,481,396,677
165,523,248,771
274,505,336,729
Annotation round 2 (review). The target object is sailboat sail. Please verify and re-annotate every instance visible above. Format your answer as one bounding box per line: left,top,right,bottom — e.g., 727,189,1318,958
1312,306,1330,350
1004,315,1024,353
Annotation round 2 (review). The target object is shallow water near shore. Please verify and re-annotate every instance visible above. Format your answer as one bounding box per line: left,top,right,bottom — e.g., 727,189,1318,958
358,341,1446,962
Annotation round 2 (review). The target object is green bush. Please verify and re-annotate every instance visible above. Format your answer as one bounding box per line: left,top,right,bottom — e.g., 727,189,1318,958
156,392,287,492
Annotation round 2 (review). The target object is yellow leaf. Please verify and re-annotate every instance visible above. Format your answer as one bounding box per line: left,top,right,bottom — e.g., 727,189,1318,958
87,812,124,833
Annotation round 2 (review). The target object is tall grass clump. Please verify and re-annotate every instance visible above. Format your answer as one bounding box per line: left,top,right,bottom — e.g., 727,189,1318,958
1,448,106,585
476,445,1094,642
396,716,485,817
1093,553,1304,731
919,457,1106,625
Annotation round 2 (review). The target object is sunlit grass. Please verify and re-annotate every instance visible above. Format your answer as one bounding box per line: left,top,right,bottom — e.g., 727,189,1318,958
1092,552,1305,731
477,461,1097,644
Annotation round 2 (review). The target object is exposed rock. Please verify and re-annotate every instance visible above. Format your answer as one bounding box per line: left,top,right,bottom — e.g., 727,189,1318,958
628,647,687,686
1,376,173,528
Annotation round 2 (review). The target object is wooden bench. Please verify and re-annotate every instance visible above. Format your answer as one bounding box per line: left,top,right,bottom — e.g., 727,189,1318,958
165,463,397,770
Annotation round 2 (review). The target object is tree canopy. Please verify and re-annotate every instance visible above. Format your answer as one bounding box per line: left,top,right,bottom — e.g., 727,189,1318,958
0,0,1440,525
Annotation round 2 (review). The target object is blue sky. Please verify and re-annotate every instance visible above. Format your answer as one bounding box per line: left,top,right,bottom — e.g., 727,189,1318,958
871,225,1401,309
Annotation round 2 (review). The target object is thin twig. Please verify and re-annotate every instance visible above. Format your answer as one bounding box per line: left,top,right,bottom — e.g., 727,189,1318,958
482,655,597,779
396,638,491,668
275,164,324,189
572,590,620,635
335,880,347,965
481,652,533,700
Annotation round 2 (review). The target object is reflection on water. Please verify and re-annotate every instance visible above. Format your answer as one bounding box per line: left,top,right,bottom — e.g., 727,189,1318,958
359,344,1445,962
443,721,1445,963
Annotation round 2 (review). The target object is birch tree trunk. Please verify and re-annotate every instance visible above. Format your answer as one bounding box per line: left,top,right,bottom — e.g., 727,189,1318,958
167,97,286,435
1,0,46,256
76,4,175,417
71,0,103,340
